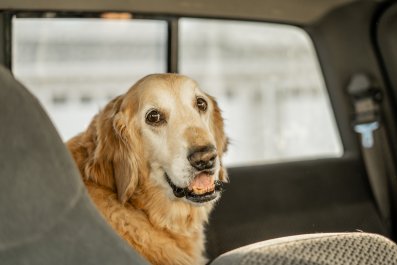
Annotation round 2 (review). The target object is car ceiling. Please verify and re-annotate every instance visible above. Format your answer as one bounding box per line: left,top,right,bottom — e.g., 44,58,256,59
0,0,368,25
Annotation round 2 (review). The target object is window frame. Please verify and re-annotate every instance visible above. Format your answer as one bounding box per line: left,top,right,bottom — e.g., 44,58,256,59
3,11,345,165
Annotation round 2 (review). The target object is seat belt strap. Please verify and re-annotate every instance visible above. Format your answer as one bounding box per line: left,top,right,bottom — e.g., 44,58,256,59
348,74,392,232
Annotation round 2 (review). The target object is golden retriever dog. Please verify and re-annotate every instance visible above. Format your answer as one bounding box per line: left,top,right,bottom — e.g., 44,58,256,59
67,74,228,265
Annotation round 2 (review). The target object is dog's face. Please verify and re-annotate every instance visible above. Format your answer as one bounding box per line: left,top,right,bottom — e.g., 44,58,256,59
111,74,228,205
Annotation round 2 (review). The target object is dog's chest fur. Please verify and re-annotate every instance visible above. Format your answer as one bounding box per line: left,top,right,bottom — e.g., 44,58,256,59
85,181,211,265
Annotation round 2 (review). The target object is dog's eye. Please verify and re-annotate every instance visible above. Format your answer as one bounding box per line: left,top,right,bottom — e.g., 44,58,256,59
146,110,164,125
196,98,207,112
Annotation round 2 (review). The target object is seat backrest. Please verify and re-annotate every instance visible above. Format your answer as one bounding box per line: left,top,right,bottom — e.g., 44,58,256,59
0,66,149,265
210,232,397,265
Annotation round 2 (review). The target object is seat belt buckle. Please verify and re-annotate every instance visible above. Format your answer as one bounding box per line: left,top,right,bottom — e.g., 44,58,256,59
354,121,379,148
348,74,382,149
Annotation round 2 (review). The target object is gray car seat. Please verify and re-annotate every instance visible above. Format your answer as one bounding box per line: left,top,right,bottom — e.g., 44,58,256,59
210,232,397,265
0,66,149,265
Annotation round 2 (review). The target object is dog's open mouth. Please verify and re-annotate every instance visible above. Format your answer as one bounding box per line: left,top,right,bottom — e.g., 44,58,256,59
165,172,223,203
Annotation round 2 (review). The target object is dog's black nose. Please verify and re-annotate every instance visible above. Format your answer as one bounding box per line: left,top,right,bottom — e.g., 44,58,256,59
188,145,217,171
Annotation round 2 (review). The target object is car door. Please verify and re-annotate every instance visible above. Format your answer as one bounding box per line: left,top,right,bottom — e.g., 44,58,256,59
201,1,397,259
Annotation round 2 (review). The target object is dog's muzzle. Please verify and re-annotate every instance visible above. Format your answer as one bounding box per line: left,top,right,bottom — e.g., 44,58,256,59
165,173,224,203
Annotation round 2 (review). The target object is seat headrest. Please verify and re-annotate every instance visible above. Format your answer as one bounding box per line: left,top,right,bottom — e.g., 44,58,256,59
0,66,149,265
0,66,83,248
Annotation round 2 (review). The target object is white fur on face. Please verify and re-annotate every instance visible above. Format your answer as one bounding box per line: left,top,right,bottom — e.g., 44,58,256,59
136,75,220,197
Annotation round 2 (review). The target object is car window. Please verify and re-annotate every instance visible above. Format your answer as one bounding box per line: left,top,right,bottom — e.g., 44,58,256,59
12,16,342,167
179,18,342,166
12,17,167,140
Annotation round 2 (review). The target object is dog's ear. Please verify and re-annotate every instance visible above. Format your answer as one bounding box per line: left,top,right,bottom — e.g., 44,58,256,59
208,95,229,182
208,95,228,156
87,95,146,204
112,108,145,204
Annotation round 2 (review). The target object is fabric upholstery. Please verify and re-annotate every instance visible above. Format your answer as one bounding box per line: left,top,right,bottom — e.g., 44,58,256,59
210,233,397,265
0,66,149,265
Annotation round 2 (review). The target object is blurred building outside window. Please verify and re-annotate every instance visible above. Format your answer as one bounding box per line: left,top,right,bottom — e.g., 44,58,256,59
12,17,342,166
179,18,342,165
13,17,167,139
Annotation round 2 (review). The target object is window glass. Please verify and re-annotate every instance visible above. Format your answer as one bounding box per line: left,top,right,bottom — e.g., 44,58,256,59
179,18,342,166
13,17,167,140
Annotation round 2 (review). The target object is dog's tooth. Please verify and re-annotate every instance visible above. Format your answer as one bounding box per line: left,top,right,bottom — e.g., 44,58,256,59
194,188,205,195
191,184,217,195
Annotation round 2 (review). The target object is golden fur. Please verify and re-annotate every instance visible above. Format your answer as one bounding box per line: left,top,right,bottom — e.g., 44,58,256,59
67,74,228,265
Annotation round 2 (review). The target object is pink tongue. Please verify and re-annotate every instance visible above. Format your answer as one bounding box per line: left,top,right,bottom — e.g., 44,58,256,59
189,173,214,190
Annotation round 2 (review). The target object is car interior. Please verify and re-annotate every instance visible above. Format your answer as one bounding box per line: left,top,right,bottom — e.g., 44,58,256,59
1,0,397,264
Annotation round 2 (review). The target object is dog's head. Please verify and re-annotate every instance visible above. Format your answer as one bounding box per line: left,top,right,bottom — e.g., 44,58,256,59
87,74,228,205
